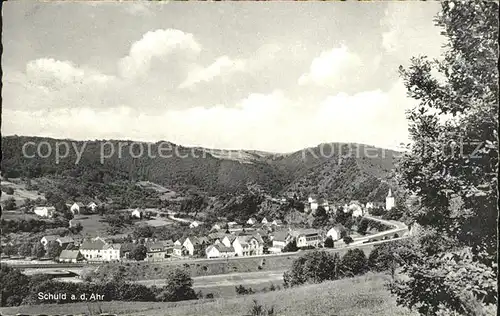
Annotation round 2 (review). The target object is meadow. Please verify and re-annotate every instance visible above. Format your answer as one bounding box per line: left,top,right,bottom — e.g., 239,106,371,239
0,272,417,316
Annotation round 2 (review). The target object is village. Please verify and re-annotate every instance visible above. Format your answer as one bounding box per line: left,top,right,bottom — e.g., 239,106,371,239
2,189,405,265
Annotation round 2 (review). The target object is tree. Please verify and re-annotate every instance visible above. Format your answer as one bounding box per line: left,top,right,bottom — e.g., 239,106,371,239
18,242,33,257
283,250,340,287
312,206,329,228
129,244,147,261
392,2,498,314
157,268,197,302
342,236,353,245
357,218,369,235
283,238,298,252
46,241,62,259
324,236,335,248
2,244,17,256
3,198,16,211
31,243,45,258
0,265,31,306
340,249,368,276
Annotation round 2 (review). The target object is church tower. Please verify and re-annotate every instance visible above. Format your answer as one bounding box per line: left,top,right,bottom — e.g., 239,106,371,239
385,189,395,211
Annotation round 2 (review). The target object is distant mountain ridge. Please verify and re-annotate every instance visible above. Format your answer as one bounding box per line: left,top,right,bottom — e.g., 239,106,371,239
1,136,400,202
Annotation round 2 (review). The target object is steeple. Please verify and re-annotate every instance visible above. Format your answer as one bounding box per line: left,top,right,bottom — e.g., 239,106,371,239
387,189,393,197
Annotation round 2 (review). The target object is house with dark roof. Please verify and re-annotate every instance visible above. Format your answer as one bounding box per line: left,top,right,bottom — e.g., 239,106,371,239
145,240,174,261
58,250,84,263
79,238,107,261
56,236,75,249
292,229,322,248
269,230,292,253
40,235,58,249
327,225,347,241
232,235,264,256
206,244,236,259
173,244,188,257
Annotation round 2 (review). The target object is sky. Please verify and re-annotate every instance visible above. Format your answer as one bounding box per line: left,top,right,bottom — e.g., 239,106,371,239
2,1,446,153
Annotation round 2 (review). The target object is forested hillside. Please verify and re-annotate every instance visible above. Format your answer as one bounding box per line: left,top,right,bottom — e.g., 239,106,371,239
1,136,399,203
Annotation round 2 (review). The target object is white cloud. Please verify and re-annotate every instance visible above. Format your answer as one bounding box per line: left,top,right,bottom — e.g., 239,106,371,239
179,56,246,89
118,29,202,79
298,45,364,87
3,83,415,152
381,3,445,61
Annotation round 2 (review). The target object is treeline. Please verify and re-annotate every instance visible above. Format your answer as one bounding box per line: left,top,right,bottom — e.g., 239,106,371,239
0,265,198,307
1,218,70,234
1,136,287,195
283,239,416,288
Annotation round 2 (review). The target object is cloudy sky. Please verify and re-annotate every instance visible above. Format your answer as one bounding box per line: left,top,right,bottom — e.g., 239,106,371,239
2,1,446,153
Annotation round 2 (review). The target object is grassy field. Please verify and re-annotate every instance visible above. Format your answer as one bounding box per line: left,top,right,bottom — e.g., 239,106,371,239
0,273,417,316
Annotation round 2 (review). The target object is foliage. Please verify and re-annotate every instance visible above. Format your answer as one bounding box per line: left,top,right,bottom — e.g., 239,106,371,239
340,249,368,276
31,242,46,258
0,265,31,306
46,240,63,259
324,236,335,248
393,1,498,314
343,236,353,245
357,218,369,235
283,250,341,287
156,268,197,302
3,197,17,210
1,218,69,234
282,238,298,252
129,244,147,261
235,284,255,295
248,299,275,316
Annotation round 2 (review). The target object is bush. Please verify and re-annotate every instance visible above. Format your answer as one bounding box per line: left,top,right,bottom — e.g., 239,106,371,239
324,237,334,248
341,249,368,276
283,239,298,252
235,284,254,295
343,236,354,245
283,250,341,287
248,299,275,316
157,268,197,302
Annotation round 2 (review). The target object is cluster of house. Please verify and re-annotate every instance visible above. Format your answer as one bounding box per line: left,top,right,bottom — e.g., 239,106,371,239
305,189,395,216
33,201,100,218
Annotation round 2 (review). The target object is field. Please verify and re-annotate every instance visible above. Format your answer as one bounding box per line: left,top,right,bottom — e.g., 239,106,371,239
0,273,417,316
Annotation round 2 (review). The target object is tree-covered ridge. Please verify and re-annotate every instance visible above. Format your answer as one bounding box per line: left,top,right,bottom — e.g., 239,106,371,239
1,136,398,203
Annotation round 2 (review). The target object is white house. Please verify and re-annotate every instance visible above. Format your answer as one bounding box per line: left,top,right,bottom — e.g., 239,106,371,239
261,217,268,225
293,229,321,248
271,219,283,226
386,189,395,210
246,218,257,225
206,244,236,259
365,202,375,209
131,209,142,219
102,244,122,262
269,231,291,253
173,244,188,257
189,221,200,229
183,237,208,256
70,202,85,215
79,238,108,261
87,202,98,213
41,235,59,249
232,235,264,257
222,235,237,248
34,206,56,218
310,201,319,212
326,225,347,241
58,250,84,263
349,201,364,217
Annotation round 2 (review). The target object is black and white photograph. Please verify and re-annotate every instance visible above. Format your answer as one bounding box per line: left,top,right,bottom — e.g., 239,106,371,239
0,1,498,315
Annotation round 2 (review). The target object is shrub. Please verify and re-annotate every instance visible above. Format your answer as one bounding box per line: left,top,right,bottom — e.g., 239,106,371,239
283,250,341,287
341,249,368,276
